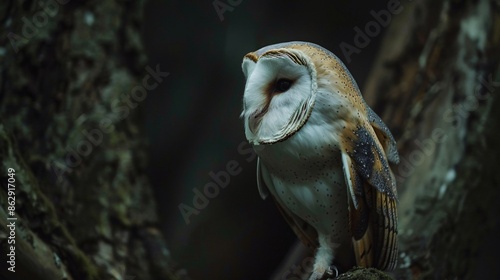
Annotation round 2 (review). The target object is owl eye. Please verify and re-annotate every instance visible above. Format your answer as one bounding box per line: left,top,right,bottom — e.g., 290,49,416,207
275,79,293,93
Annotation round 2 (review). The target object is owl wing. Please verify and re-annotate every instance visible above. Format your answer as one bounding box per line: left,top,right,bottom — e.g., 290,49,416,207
367,107,400,165
340,125,398,271
257,158,319,249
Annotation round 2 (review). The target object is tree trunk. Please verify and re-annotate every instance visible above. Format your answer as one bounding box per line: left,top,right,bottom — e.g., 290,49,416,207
0,1,186,279
363,0,500,279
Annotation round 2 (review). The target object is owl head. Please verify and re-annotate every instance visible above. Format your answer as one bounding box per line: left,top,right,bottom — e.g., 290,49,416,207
240,41,364,146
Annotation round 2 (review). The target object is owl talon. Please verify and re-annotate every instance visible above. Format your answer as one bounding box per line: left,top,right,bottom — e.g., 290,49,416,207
325,265,339,279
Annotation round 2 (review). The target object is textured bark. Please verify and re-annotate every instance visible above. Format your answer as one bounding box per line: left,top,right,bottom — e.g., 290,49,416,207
272,1,500,279
363,0,500,279
0,1,187,280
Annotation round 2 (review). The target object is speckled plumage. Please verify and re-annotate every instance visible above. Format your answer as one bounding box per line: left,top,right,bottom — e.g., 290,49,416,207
241,41,399,279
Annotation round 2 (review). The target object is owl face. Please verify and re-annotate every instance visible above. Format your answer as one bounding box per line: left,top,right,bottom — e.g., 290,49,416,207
241,45,319,145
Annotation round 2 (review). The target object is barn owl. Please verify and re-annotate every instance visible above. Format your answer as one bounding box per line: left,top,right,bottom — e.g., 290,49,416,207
240,42,399,279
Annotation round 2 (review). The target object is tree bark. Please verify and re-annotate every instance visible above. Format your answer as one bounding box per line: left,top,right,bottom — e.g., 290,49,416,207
273,0,500,279
0,1,187,280
363,0,500,279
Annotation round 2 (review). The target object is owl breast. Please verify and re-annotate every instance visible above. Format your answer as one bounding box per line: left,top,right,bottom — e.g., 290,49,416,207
255,96,352,246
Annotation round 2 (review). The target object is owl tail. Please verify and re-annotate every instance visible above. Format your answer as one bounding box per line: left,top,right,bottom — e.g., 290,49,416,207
349,182,398,270
349,186,375,267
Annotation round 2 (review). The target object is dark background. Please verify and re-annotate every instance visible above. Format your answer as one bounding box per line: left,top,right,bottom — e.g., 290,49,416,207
141,1,393,279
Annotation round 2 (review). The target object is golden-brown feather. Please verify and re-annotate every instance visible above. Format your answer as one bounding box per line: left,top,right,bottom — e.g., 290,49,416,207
349,184,374,267
349,181,398,270
340,119,398,270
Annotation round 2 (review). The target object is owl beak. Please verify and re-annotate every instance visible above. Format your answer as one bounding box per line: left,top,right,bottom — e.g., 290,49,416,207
248,108,266,134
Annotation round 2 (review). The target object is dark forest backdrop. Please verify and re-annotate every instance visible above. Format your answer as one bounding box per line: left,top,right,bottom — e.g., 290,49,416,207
0,0,499,280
